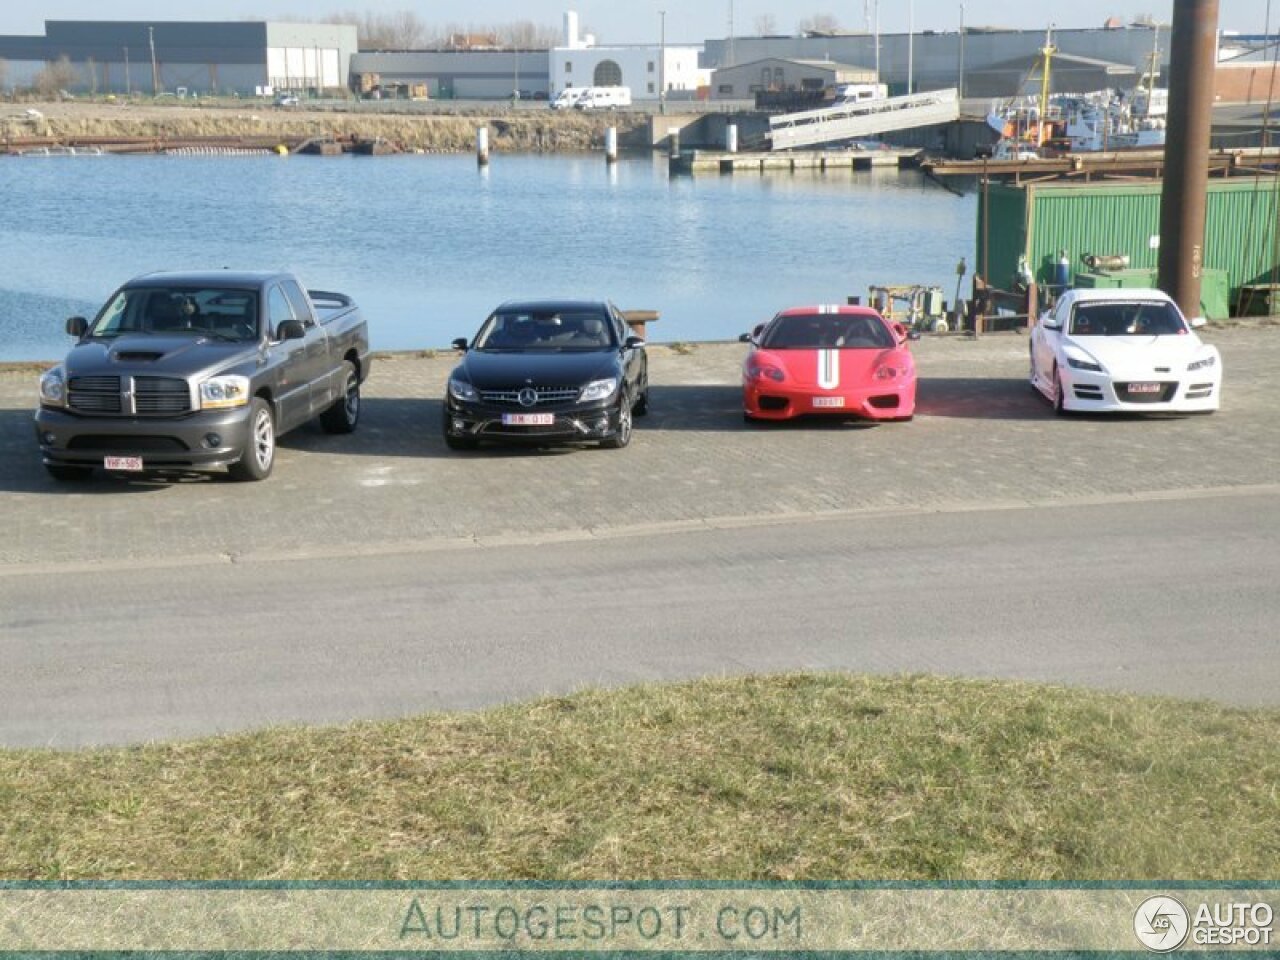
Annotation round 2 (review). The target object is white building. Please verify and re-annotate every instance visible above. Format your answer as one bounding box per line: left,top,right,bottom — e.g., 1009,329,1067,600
551,10,704,101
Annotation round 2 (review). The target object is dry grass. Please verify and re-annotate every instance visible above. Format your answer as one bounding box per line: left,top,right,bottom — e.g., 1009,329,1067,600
1,674,1276,880
0,101,649,152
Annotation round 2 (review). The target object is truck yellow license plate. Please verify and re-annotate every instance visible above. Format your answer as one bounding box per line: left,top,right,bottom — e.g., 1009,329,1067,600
104,456,144,471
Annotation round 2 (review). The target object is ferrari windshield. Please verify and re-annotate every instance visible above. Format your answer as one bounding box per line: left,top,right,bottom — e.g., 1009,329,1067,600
760,313,894,350
474,309,616,352
1069,301,1187,337
89,287,261,342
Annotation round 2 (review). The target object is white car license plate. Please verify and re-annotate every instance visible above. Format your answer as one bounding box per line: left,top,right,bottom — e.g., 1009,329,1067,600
103,456,144,471
1128,382,1161,394
813,396,846,408
502,413,555,426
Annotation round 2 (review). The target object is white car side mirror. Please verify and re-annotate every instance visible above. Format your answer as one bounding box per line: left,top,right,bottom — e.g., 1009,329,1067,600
1189,316,1207,329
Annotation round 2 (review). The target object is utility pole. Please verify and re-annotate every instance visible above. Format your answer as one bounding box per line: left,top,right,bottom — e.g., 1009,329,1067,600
1158,0,1220,318
906,0,916,96
958,4,966,98
874,0,881,83
123,45,131,95
659,10,666,114
148,25,158,96
727,0,735,67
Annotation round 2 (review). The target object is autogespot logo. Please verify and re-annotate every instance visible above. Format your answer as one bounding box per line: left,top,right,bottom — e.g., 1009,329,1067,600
1134,896,1191,952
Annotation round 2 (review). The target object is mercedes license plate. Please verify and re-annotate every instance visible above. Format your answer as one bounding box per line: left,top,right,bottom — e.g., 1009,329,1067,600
103,456,144,471
812,396,846,408
1128,382,1161,394
502,413,555,426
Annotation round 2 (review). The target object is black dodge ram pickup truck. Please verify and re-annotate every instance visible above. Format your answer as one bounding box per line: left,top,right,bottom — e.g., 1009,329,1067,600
34,271,371,482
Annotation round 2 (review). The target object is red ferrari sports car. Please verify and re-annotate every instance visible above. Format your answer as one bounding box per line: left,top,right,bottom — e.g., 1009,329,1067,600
740,305,918,421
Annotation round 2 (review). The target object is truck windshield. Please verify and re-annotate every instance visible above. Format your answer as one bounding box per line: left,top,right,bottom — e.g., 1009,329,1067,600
474,310,616,352
90,287,261,342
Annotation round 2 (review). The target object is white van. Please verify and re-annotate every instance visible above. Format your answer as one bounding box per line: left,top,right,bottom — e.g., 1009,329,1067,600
574,86,632,110
550,88,586,110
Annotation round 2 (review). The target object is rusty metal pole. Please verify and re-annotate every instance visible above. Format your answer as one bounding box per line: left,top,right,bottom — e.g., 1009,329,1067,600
1157,0,1219,318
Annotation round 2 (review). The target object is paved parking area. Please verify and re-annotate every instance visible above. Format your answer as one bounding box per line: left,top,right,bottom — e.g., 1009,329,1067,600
1,328,1277,570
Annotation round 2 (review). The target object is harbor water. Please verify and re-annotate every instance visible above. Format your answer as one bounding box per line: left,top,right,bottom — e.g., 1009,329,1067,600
0,153,976,361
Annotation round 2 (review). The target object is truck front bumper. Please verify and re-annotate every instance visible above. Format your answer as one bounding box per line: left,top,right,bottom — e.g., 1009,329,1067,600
34,405,255,472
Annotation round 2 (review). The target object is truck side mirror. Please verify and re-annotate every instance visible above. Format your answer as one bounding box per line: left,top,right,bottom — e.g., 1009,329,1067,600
451,338,469,351
277,319,306,341
66,316,88,338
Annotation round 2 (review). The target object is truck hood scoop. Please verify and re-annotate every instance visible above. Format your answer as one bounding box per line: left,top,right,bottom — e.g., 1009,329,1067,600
113,351,165,362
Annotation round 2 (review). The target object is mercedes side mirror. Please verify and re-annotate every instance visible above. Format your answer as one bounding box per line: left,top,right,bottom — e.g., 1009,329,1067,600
451,337,470,351
65,316,88,338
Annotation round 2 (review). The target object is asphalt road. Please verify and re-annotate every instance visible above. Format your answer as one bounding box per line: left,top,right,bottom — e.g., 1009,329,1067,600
1,486,1275,748
3,332,1278,747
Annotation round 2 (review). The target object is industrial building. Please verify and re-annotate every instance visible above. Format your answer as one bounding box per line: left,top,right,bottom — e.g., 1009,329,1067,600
703,26,1170,98
0,20,357,96
710,58,877,99
349,50,551,100
550,11,704,100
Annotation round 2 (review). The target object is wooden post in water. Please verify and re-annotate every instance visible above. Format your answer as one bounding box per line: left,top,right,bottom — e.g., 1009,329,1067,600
476,127,490,166
605,126,618,164
726,123,739,154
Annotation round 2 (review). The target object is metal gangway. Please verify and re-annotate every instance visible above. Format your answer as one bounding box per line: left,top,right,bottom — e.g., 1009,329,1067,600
768,88,960,151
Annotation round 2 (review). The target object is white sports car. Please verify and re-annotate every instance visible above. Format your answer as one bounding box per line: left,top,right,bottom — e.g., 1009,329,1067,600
1030,288,1221,414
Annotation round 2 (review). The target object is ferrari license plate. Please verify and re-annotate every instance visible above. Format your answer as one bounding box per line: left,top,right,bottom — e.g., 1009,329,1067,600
103,456,143,471
502,413,555,426
812,396,846,408
1128,382,1161,394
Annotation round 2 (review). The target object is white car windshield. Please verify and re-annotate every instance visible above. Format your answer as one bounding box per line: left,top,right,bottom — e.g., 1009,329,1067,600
1069,301,1186,337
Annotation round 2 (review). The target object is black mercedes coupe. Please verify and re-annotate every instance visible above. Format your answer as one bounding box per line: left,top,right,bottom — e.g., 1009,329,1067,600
443,300,649,450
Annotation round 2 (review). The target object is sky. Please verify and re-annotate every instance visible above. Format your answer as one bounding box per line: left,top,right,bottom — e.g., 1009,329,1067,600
0,0,1269,42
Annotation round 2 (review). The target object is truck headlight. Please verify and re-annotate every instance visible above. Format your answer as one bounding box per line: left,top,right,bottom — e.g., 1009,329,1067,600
39,366,66,407
199,375,250,410
579,378,619,403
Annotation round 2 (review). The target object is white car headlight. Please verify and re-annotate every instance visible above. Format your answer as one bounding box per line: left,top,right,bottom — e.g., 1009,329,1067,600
1187,354,1217,372
199,375,250,410
1065,348,1103,373
38,366,66,407
579,378,619,403
449,378,478,402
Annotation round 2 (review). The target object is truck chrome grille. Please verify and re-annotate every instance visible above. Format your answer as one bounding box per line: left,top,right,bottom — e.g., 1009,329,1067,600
68,376,122,414
479,386,580,405
134,377,192,415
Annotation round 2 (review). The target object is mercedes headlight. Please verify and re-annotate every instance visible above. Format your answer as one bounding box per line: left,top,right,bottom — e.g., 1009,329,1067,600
449,378,478,402
579,378,619,403
199,375,250,410
38,366,66,407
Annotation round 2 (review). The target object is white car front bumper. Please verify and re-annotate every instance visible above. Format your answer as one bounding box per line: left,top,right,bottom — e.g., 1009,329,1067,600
1060,367,1221,412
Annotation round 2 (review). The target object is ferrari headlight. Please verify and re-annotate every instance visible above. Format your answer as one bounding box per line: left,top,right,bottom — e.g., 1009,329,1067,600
874,365,904,380
1187,354,1217,371
579,378,619,403
38,366,66,407
747,363,785,382
199,375,250,410
448,378,479,402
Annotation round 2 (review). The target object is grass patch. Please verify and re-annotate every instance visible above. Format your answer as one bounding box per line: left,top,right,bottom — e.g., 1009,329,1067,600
1,674,1276,879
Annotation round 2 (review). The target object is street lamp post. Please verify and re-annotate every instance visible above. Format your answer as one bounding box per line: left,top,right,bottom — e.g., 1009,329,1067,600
123,45,131,95
958,3,966,98
908,0,914,95
148,25,158,96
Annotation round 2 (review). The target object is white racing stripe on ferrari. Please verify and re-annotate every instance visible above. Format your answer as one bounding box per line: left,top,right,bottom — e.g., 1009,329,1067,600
818,349,840,390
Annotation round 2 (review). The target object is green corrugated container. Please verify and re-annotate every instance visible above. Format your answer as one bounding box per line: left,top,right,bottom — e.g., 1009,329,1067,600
1074,269,1159,288
976,178,1280,319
